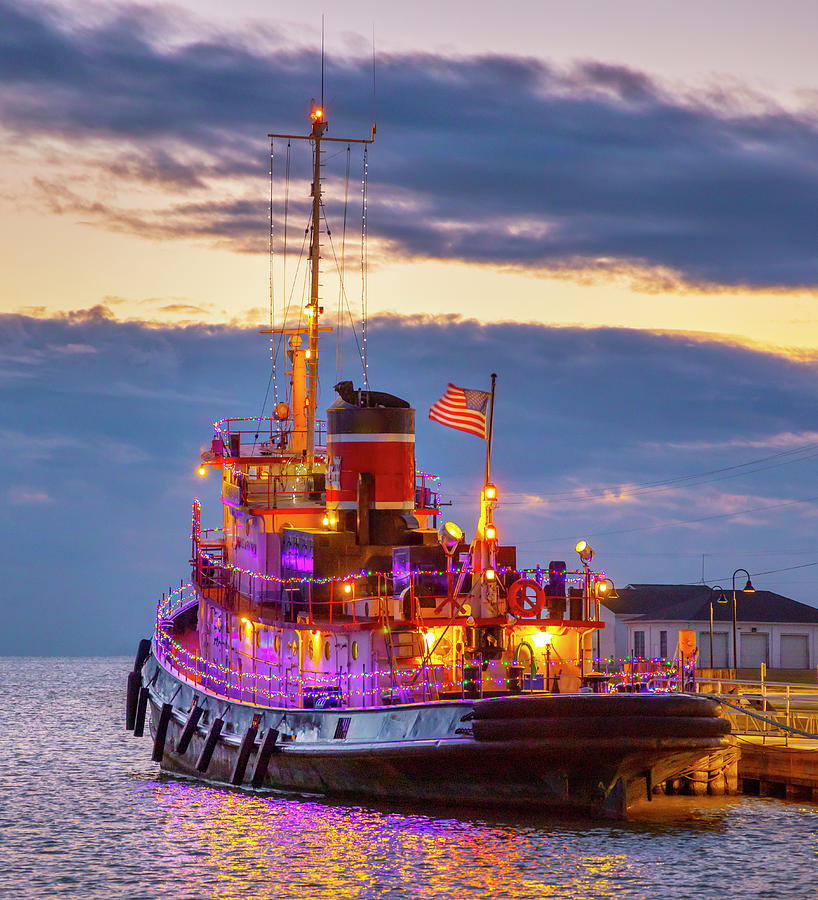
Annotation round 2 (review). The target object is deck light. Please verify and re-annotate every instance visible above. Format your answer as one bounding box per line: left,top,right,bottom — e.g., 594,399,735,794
485,483,497,501
531,631,552,648
197,465,208,477
322,516,330,526
343,583,352,594
485,524,497,541
597,578,618,600
424,631,436,650
575,540,594,563
485,567,496,582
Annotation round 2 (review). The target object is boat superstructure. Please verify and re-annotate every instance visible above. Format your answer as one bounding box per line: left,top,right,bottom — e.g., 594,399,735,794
127,103,732,817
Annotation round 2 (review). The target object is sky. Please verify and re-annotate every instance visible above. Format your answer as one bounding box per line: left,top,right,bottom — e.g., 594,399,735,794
3,0,818,653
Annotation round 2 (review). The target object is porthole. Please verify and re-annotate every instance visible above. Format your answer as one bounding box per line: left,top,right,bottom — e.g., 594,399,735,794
324,640,331,661
351,641,359,661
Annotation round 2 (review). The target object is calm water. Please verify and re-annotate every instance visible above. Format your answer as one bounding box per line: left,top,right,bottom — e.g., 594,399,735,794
1,657,817,899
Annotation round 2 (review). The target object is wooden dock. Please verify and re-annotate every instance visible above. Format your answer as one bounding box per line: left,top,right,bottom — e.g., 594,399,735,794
737,737,818,802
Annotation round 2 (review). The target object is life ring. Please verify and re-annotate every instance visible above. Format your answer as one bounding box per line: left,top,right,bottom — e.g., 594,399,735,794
507,579,546,618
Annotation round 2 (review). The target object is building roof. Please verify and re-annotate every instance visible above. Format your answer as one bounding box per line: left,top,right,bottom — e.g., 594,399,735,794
602,584,818,624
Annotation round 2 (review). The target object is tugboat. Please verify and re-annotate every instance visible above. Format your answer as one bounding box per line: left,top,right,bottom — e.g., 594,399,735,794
126,103,731,817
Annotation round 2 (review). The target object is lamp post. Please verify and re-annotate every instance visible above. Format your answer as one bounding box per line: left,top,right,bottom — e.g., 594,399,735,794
708,585,727,670
731,568,756,678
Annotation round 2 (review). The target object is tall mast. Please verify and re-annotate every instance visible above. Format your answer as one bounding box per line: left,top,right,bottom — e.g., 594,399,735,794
266,107,375,470
307,106,327,467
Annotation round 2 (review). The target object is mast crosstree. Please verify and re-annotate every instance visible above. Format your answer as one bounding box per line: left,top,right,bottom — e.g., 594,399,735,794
264,105,375,470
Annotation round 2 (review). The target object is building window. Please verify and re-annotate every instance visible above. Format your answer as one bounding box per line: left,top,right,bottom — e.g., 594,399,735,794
634,631,645,659
659,630,668,660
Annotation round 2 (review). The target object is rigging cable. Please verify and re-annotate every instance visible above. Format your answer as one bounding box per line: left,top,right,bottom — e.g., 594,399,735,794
336,144,351,384
467,440,818,506
249,139,279,456
518,490,818,547
361,145,369,387
320,198,363,366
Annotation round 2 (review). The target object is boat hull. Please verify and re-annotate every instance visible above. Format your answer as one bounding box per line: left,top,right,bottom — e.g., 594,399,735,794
138,651,732,818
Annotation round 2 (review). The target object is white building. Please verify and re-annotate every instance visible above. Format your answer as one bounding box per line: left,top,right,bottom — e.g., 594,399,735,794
598,584,818,672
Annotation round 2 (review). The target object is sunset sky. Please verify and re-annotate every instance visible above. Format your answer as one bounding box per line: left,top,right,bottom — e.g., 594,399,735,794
4,0,818,653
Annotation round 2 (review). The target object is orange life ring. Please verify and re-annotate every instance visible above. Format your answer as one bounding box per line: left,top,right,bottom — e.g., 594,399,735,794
507,579,546,618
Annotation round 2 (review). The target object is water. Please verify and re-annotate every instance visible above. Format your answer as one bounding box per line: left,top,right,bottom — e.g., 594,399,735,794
2,658,817,899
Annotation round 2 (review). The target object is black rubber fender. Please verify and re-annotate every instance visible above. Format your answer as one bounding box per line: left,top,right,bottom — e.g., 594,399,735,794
133,686,149,737
472,714,731,743
251,729,280,789
196,718,223,773
472,693,721,721
177,706,204,756
230,726,259,785
133,638,151,675
152,703,173,762
125,670,140,730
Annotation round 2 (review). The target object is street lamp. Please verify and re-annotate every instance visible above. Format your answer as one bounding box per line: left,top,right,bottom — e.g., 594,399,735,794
708,585,728,669
731,568,756,677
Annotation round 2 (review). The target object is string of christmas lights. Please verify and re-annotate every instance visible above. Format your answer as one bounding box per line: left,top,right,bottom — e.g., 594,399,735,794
154,585,694,709
196,549,505,587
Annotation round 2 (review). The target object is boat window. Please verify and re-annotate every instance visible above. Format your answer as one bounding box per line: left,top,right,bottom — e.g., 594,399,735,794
324,640,331,661
351,641,358,661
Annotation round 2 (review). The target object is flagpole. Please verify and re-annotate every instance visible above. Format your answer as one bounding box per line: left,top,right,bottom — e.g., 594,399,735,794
484,373,497,485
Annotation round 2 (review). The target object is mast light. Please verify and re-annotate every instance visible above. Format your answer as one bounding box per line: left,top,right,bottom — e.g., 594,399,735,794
197,465,208,477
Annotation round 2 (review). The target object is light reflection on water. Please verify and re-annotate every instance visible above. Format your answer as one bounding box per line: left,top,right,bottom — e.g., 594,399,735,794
2,657,817,899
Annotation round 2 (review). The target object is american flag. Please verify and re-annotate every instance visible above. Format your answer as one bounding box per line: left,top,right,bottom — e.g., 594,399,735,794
429,383,490,439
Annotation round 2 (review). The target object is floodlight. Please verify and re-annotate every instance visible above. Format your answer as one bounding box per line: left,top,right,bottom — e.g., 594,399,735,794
575,540,594,563
438,521,464,556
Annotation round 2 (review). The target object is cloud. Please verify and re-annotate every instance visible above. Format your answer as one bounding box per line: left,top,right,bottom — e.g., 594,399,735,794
8,486,53,504
5,308,818,653
3,2,818,288
47,342,97,354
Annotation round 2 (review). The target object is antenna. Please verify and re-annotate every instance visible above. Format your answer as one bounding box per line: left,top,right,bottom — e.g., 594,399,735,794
371,26,377,135
321,15,325,108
